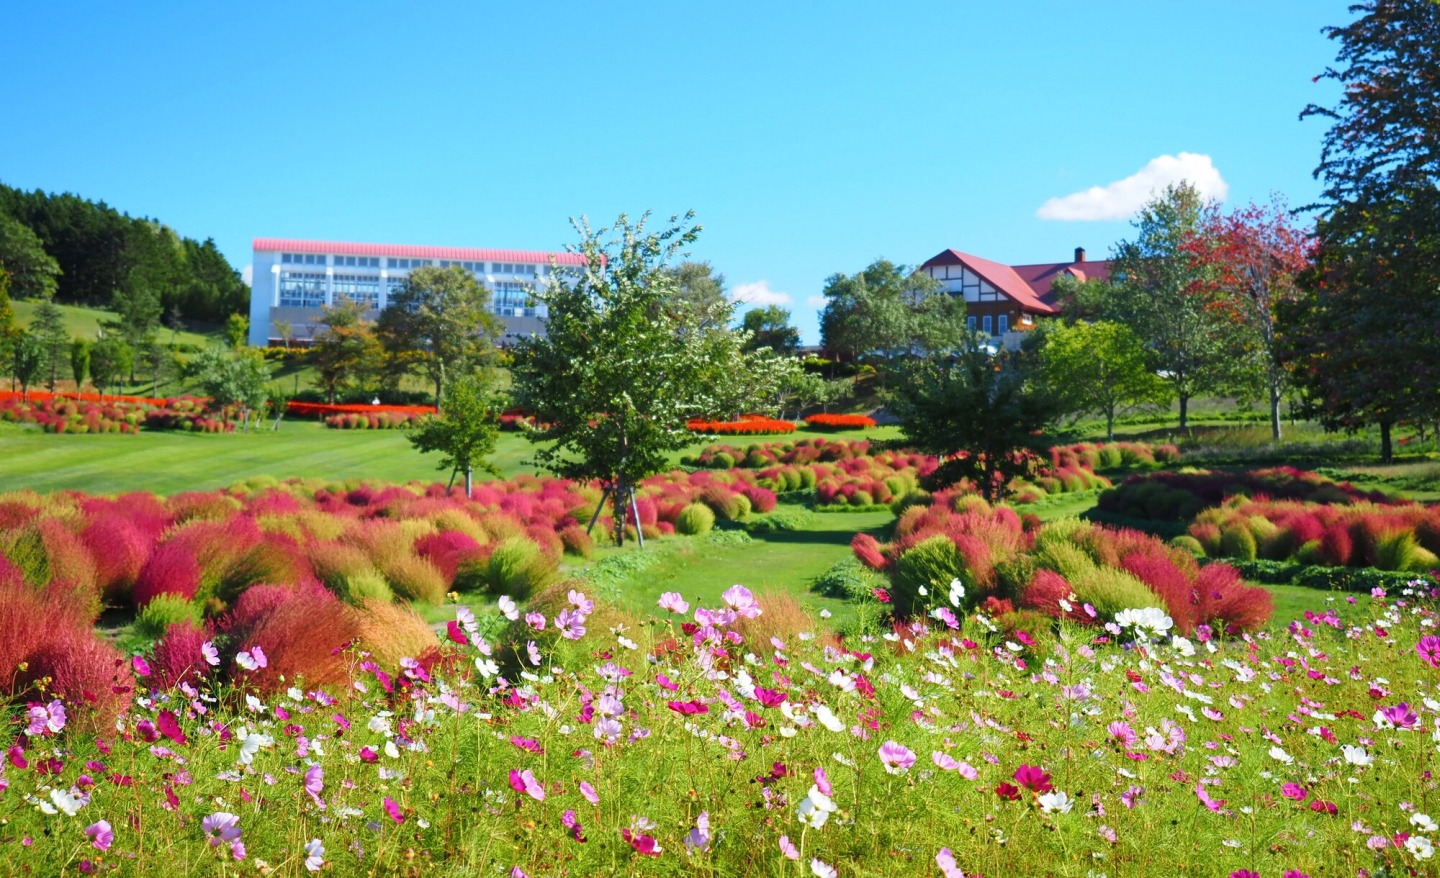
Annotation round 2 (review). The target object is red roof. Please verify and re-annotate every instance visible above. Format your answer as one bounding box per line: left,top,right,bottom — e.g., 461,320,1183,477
920,249,1112,314
252,238,589,265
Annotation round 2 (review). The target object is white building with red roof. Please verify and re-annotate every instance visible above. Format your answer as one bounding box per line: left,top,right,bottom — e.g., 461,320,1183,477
917,247,1111,348
247,238,587,347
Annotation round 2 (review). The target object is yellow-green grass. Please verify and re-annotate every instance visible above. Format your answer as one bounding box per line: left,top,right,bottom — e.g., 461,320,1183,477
12,299,221,349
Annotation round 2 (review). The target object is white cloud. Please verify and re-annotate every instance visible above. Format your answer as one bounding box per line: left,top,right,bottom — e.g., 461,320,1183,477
1036,152,1229,221
241,265,253,287
805,294,827,310
729,280,791,308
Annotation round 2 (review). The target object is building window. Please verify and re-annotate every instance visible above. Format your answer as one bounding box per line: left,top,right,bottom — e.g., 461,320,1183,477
493,282,531,316
998,315,1009,334
332,274,381,310
278,271,327,309
982,315,992,335
966,316,976,333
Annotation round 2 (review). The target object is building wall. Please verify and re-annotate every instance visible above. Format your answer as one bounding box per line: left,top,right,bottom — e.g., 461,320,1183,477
247,245,560,347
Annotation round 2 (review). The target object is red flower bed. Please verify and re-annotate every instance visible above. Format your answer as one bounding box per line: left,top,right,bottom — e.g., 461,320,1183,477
687,414,796,436
287,401,437,419
0,390,171,407
804,413,877,431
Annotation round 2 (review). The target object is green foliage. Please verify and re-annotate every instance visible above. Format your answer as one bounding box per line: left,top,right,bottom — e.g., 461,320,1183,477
68,336,89,388
482,538,556,599
133,594,202,640
185,346,273,424
741,305,801,354
0,211,60,300
810,555,878,600
1034,320,1169,440
891,534,965,614
31,293,69,391
1098,183,1258,429
9,330,44,396
0,185,247,322
1219,525,1259,561
406,370,504,496
659,260,729,330
88,335,133,396
889,336,1060,502
1220,558,1440,594
817,259,941,362
511,212,769,544
675,502,716,535
309,298,381,403
378,265,500,407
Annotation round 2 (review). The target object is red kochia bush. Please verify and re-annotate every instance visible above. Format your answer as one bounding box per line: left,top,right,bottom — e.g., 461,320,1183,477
0,558,131,733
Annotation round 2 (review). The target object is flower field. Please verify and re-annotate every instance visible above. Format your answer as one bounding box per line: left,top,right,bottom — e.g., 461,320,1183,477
1,569,1437,876
3,432,1439,876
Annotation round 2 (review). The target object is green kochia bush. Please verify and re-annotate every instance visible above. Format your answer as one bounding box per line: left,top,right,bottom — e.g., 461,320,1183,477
890,535,965,615
134,594,203,640
676,503,716,535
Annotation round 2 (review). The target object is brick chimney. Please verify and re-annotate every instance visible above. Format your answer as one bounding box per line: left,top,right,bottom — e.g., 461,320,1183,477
1074,246,1086,263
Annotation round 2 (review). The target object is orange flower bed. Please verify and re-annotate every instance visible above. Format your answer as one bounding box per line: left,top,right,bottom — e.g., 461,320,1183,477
804,413,877,431
286,401,437,418
0,390,172,407
687,414,796,435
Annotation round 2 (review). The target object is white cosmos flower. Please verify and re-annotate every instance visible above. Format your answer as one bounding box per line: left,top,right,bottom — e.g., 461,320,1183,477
948,578,965,607
50,786,89,816
1405,835,1434,859
813,705,846,733
1412,813,1439,833
1037,790,1073,814
1341,745,1373,766
1268,746,1294,764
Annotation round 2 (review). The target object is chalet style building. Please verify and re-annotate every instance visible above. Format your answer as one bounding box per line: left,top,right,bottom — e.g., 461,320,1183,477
918,247,1110,348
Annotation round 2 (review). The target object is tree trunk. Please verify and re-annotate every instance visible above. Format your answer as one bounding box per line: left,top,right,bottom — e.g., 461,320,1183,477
1269,381,1282,443
1105,408,1115,442
1379,420,1393,464
1177,394,1190,432
612,479,628,546
464,466,473,499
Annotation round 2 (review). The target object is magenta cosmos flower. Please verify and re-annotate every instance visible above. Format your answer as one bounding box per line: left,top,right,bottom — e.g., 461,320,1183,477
1417,635,1440,668
84,820,113,852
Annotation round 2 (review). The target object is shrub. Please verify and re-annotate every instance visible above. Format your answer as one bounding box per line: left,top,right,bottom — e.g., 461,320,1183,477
483,538,556,600
811,556,878,600
676,503,716,536
891,535,965,616
1171,535,1205,557
1219,525,1258,561
135,594,203,640
1071,566,1164,621
558,525,596,559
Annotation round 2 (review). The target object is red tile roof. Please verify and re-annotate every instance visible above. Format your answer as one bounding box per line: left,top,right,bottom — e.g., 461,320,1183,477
252,238,589,265
920,249,1112,314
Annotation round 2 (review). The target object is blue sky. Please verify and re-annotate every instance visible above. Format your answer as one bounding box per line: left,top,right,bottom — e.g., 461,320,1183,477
2,1,1349,343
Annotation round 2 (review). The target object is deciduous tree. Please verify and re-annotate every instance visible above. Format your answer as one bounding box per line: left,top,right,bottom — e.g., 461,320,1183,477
1185,198,1313,441
378,265,500,409
1034,320,1170,440
10,331,44,400
1104,183,1255,430
310,297,381,403
31,293,69,392
88,336,132,398
818,260,938,363
186,346,272,430
512,212,766,545
407,369,504,498
69,337,90,391
0,212,60,300
741,305,801,354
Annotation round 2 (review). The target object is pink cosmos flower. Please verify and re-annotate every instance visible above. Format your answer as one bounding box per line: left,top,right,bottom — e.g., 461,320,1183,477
303,838,324,872
200,641,220,666
25,700,66,736
933,751,961,772
1418,635,1440,668
1230,871,1261,878
1282,782,1308,802
814,767,831,796
721,584,762,619
131,655,151,677
667,700,709,715
303,764,325,809
657,592,690,614
84,820,113,852
508,769,545,801
683,811,711,852
1196,781,1225,813
1120,785,1144,809
579,781,599,804
202,812,241,846
568,589,594,613
1377,702,1420,730
235,647,268,671
879,740,917,774
156,711,186,745
936,848,967,878
445,620,470,645
525,612,546,631
383,797,405,823
811,858,837,878
779,835,800,860
656,674,678,691
754,687,787,708
229,839,246,860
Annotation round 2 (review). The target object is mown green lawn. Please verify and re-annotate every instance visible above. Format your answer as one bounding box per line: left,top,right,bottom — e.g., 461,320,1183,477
0,421,901,495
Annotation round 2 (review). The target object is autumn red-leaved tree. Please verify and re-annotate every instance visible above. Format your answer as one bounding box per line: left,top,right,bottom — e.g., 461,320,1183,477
1183,198,1314,441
